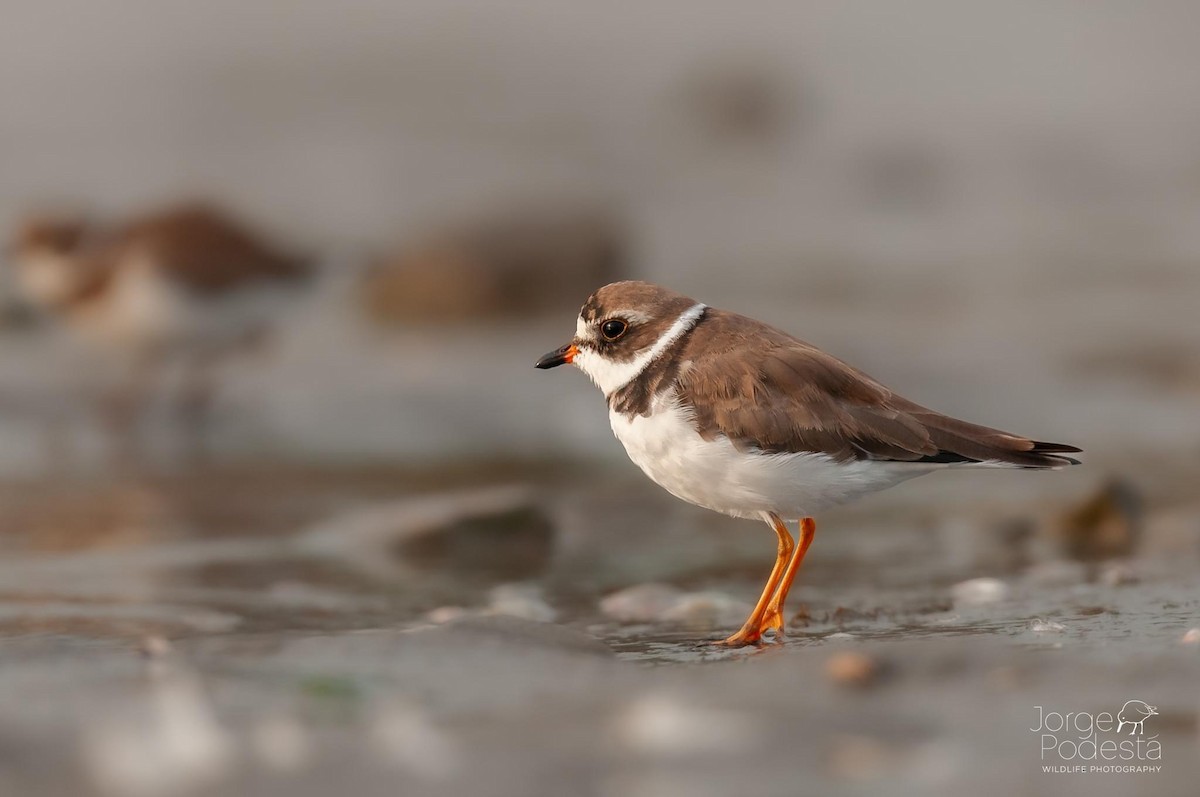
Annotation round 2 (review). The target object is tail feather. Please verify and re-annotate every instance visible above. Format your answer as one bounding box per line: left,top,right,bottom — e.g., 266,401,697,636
909,410,1081,469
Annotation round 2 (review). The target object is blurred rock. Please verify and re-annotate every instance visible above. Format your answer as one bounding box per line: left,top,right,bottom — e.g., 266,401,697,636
599,583,686,623
825,651,882,689
485,583,557,623
660,591,752,630
398,504,555,581
951,577,1010,607
296,487,555,583
361,204,625,325
1180,628,1200,645
1054,478,1144,564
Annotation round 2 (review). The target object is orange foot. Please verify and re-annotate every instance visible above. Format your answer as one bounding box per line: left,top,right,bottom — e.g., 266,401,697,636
714,610,785,647
714,627,764,647
759,605,786,639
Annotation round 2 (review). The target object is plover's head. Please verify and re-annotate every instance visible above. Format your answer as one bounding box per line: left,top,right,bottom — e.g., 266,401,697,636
535,280,706,395
6,215,99,308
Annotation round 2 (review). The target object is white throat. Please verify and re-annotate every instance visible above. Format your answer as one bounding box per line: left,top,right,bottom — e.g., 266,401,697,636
573,302,707,395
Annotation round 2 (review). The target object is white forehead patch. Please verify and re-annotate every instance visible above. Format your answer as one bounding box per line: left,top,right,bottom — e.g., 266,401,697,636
575,315,595,342
573,302,707,396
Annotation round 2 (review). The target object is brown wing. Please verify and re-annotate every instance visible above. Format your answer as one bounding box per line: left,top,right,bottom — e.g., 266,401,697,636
114,204,309,295
676,310,1080,468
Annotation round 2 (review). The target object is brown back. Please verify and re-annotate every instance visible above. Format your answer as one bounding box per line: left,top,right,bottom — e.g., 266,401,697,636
612,306,1080,468
110,204,308,295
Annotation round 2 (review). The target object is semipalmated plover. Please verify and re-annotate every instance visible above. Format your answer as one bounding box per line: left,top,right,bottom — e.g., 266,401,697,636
8,202,309,460
536,281,1080,646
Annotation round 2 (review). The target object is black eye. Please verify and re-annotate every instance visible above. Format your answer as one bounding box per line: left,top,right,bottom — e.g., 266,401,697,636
601,319,628,340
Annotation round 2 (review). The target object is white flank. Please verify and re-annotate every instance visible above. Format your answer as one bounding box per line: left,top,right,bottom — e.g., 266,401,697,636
609,395,933,519
74,253,296,353
573,303,707,395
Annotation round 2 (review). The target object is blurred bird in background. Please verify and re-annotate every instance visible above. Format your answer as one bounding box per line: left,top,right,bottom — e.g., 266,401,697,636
6,202,310,466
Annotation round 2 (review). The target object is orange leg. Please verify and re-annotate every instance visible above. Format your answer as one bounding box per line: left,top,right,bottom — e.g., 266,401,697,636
718,513,794,647
759,517,816,639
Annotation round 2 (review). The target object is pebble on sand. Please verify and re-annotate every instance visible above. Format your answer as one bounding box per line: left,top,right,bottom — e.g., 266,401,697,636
951,577,1010,607
1180,628,1200,645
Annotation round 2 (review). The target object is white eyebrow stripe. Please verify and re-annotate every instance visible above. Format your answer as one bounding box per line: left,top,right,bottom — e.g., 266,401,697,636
612,310,651,325
572,302,707,396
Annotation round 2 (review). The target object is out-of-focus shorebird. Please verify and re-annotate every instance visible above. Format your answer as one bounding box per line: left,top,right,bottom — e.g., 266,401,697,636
7,202,310,464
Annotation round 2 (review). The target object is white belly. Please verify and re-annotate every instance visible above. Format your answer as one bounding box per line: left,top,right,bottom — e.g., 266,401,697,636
608,398,928,520
75,259,294,353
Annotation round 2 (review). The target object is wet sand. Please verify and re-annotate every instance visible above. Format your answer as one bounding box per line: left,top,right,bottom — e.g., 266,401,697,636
0,462,1195,797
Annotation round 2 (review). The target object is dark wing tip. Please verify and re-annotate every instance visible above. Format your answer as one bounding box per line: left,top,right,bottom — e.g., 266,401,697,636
1027,440,1082,467
904,439,1082,468
1029,440,1082,454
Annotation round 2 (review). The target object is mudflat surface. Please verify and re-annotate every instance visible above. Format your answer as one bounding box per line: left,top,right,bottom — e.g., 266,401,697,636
1,4,1199,795
0,461,1195,797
